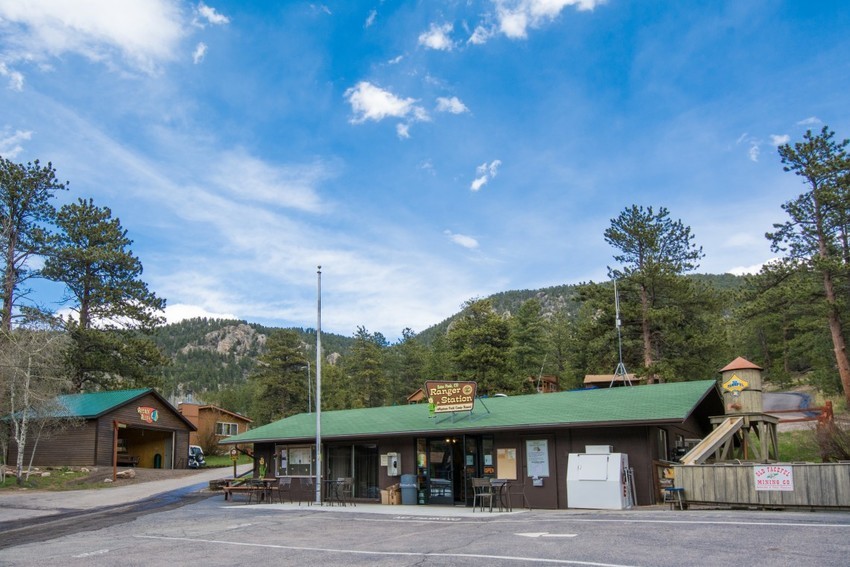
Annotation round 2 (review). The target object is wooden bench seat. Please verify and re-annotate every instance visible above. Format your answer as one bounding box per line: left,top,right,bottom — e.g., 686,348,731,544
223,483,266,502
116,455,140,467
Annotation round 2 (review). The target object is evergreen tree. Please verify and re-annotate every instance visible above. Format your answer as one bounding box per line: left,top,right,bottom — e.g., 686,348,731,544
424,331,453,381
0,157,67,331
345,326,387,408
543,308,580,390
248,329,308,425
604,205,704,381
41,198,166,391
447,298,513,395
735,261,831,390
510,298,547,392
388,328,428,403
769,126,850,404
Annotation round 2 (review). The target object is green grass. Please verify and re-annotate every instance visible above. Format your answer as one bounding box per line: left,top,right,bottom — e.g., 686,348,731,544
205,453,252,467
0,467,89,490
777,429,821,462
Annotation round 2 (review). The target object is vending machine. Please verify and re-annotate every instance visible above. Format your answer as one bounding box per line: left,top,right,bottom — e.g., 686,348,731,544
566,447,634,510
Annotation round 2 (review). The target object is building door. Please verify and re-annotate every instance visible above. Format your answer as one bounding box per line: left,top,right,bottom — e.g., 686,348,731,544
326,443,379,500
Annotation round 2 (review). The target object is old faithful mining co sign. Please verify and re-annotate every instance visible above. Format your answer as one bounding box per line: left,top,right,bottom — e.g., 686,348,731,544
425,381,477,414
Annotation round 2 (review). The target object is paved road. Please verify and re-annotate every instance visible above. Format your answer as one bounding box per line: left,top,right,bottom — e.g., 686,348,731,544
1,487,848,566
0,465,251,524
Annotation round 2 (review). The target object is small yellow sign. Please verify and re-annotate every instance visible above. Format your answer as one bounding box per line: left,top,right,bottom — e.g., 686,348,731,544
723,374,749,392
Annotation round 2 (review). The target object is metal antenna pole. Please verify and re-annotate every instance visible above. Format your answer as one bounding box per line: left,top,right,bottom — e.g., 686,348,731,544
315,266,322,505
611,279,632,388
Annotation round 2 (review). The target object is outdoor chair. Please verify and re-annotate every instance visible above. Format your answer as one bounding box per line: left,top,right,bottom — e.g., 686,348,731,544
472,478,494,512
490,478,508,512
339,477,355,506
508,481,532,510
276,476,293,503
299,477,314,506
246,478,267,505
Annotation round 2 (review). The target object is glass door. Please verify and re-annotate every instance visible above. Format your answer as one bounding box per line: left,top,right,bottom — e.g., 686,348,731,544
427,438,454,504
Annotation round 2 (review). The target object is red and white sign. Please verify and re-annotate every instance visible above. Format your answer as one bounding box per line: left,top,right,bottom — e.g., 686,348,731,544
753,465,794,491
137,406,159,424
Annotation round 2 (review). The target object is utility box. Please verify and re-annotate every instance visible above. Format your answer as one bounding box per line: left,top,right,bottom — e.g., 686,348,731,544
567,452,633,510
387,452,400,476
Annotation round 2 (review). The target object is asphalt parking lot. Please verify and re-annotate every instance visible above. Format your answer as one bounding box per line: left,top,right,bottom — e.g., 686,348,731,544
2,491,849,567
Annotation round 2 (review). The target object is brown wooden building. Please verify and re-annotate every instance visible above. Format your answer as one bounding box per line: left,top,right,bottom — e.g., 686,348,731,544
177,402,252,449
222,380,723,509
6,389,196,469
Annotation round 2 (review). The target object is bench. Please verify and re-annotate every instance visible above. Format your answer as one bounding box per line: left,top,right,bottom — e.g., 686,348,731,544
223,481,269,503
116,454,140,467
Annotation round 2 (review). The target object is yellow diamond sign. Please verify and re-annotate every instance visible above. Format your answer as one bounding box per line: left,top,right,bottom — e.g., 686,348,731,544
723,374,749,392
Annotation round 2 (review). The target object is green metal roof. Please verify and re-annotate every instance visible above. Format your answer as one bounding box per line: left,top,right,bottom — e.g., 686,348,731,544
221,380,720,445
51,389,153,418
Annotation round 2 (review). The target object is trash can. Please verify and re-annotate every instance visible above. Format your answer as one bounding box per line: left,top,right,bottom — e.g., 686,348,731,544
400,474,418,505
153,453,162,469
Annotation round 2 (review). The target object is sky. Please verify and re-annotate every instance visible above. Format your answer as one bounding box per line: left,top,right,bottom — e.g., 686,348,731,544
1,1,849,341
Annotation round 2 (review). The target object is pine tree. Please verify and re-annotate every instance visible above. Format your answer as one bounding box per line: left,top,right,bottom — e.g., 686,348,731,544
42,198,166,391
768,126,850,403
604,205,704,381
0,157,67,331
345,326,387,408
447,298,512,394
248,329,308,425
510,298,547,391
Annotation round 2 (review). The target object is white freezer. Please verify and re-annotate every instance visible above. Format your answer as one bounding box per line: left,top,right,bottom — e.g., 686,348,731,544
567,452,632,510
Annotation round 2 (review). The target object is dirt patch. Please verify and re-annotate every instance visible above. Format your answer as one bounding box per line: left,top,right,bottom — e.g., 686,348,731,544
67,467,213,488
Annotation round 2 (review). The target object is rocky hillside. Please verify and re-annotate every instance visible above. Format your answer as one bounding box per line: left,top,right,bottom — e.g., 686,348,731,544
153,318,352,401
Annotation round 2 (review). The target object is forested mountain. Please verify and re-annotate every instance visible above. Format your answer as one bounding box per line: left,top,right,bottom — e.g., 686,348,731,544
154,273,747,409
153,318,355,403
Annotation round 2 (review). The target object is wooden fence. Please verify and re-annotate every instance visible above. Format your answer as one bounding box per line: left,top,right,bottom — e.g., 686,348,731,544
673,462,850,509
768,400,833,425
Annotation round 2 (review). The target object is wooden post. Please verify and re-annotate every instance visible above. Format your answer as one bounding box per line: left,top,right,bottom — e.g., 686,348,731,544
112,420,118,482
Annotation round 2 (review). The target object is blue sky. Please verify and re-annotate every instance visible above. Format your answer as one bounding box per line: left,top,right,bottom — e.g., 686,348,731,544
1,1,848,340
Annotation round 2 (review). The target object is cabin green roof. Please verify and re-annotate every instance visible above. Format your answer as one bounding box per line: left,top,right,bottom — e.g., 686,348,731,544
221,380,720,445
49,389,154,418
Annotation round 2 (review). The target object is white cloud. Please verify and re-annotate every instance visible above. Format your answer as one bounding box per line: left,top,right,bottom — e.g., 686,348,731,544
210,149,326,211
365,9,377,28
495,0,606,40
192,42,207,64
0,0,185,74
388,55,404,65
436,96,469,114
418,23,455,51
195,2,230,26
0,128,32,158
736,133,762,162
396,123,411,139
797,116,821,126
748,142,760,162
0,62,24,91
770,134,790,146
470,175,488,191
164,303,238,323
470,159,502,191
468,25,493,45
727,258,780,276
444,230,479,249
344,81,427,124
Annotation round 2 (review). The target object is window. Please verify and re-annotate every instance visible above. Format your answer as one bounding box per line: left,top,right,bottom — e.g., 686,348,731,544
276,445,315,477
215,422,239,436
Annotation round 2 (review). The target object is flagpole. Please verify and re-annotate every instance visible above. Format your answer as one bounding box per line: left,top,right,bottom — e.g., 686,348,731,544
315,266,322,505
